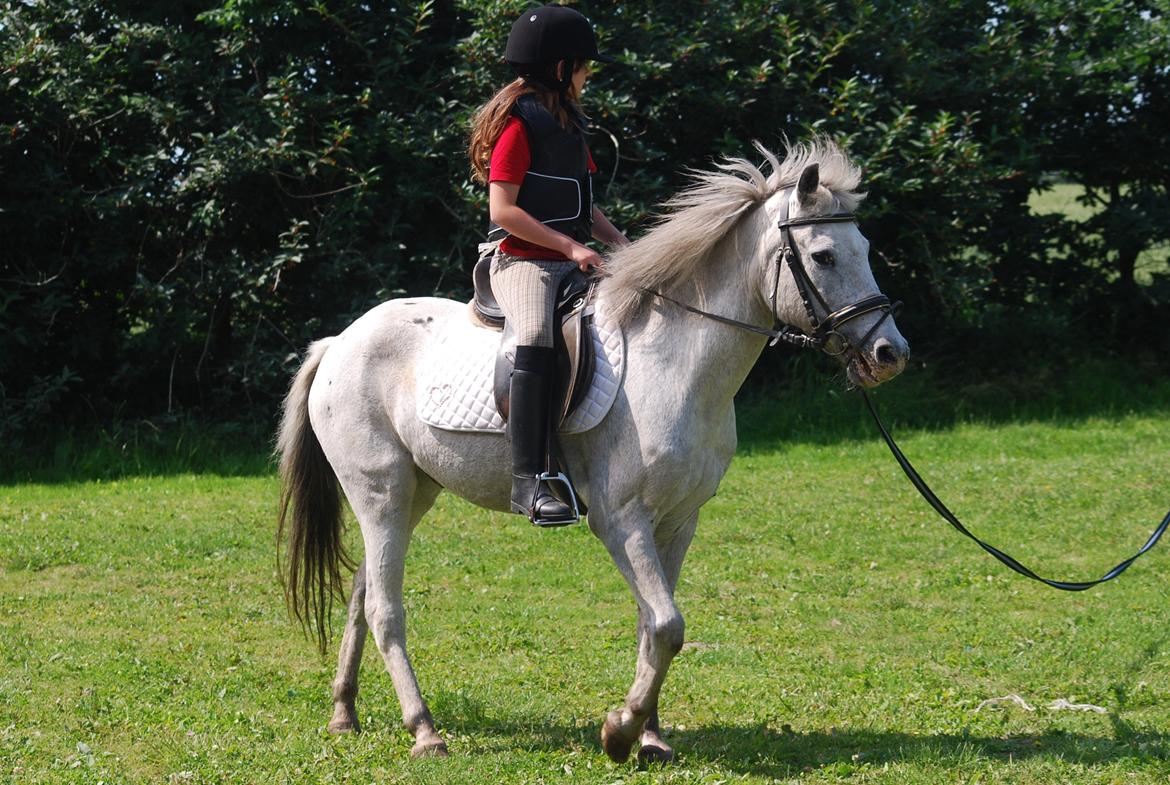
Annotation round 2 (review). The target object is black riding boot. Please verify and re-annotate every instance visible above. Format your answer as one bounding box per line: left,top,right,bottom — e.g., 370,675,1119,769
508,345,578,526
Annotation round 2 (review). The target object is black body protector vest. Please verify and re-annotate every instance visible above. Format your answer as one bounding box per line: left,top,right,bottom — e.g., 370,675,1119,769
487,94,594,245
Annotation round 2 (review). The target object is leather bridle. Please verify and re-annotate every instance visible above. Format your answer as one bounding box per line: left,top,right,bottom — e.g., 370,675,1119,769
768,195,900,357
644,188,901,360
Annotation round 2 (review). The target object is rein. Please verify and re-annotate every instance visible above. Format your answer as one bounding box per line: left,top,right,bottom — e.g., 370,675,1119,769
641,190,1169,591
861,390,1170,591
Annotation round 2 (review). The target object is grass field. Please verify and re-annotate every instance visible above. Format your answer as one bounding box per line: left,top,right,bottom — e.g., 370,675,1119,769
3,365,1170,784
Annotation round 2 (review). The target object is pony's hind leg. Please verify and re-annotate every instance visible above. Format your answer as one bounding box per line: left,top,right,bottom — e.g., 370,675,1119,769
327,439,445,756
363,468,445,757
328,558,368,734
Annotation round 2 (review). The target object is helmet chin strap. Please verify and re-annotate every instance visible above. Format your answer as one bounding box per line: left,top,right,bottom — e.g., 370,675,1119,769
516,60,573,94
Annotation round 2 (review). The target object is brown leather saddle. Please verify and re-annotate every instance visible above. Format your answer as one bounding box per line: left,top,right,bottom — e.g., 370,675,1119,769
470,250,597,427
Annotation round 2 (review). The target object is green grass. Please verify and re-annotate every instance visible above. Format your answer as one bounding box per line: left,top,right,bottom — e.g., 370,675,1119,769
3,375,1170,783
1029,183,1102,224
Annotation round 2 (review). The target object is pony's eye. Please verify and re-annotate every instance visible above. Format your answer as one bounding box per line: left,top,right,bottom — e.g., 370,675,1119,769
811,250,835,266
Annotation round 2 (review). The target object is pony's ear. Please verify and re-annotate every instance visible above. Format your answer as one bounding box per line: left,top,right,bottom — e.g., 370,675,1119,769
797,163,820,205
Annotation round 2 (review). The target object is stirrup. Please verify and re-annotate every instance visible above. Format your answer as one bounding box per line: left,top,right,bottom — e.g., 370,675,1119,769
531,471,580,528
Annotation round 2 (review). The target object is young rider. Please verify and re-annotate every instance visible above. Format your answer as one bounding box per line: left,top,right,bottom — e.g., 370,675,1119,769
468,4,628,525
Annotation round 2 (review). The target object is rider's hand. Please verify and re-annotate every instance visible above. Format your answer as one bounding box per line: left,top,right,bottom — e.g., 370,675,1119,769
568,242,605,273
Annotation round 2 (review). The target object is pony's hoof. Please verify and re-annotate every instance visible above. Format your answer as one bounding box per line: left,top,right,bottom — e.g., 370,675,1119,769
637,742,674,765
601,710,635,763
328,704,361,735
410,738,449,758
327,719,361,735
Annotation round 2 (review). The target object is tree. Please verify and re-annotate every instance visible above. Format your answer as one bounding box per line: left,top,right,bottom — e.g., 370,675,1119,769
2,0,1166,434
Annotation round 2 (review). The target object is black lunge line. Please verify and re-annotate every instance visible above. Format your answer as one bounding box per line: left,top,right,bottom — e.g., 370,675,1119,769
861,390,1170,591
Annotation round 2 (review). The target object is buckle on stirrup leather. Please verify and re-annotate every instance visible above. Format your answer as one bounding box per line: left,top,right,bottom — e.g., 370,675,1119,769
531,471,581,528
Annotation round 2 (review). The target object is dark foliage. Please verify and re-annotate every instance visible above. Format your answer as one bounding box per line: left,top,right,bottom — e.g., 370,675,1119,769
2,0,1167,435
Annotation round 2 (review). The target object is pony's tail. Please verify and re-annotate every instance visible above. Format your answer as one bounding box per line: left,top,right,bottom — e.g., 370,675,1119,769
276,338,354,655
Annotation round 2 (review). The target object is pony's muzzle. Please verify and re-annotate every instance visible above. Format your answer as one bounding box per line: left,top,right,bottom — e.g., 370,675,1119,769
870,336,909,381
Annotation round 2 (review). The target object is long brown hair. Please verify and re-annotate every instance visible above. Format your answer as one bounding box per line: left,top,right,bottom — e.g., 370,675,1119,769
468,66,587,185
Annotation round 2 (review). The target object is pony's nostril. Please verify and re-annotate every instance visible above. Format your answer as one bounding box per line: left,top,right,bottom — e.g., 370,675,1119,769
875,342,898,367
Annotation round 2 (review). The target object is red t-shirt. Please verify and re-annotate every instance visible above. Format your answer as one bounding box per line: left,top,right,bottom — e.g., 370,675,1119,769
489,116,597,260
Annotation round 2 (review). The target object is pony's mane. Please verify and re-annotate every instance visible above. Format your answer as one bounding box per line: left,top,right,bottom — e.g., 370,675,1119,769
600,138,864,326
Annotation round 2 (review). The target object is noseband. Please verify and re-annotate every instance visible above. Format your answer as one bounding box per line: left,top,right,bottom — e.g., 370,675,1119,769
643,189,901,358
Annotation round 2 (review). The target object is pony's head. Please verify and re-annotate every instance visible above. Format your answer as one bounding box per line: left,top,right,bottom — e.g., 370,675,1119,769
602,139,908,388
764,154,909,387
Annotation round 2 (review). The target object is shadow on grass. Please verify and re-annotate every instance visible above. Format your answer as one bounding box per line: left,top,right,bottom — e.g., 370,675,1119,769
7,357,1170,485
422,679,1170,773
428,703,1167,776
2,415,276,486
665,722,1169,778
736,354,1170,453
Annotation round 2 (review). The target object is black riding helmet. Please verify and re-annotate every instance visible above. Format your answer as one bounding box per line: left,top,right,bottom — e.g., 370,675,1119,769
506,4,615,93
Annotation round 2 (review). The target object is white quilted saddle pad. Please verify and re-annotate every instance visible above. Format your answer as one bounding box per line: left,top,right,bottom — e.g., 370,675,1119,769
417,303,625,434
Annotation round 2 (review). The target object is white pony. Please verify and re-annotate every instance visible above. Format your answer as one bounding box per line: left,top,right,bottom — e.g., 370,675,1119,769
276,140,909,763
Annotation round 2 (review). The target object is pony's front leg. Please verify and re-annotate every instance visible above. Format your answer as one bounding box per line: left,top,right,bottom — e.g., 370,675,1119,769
597,518,686,763
634,515,698,764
